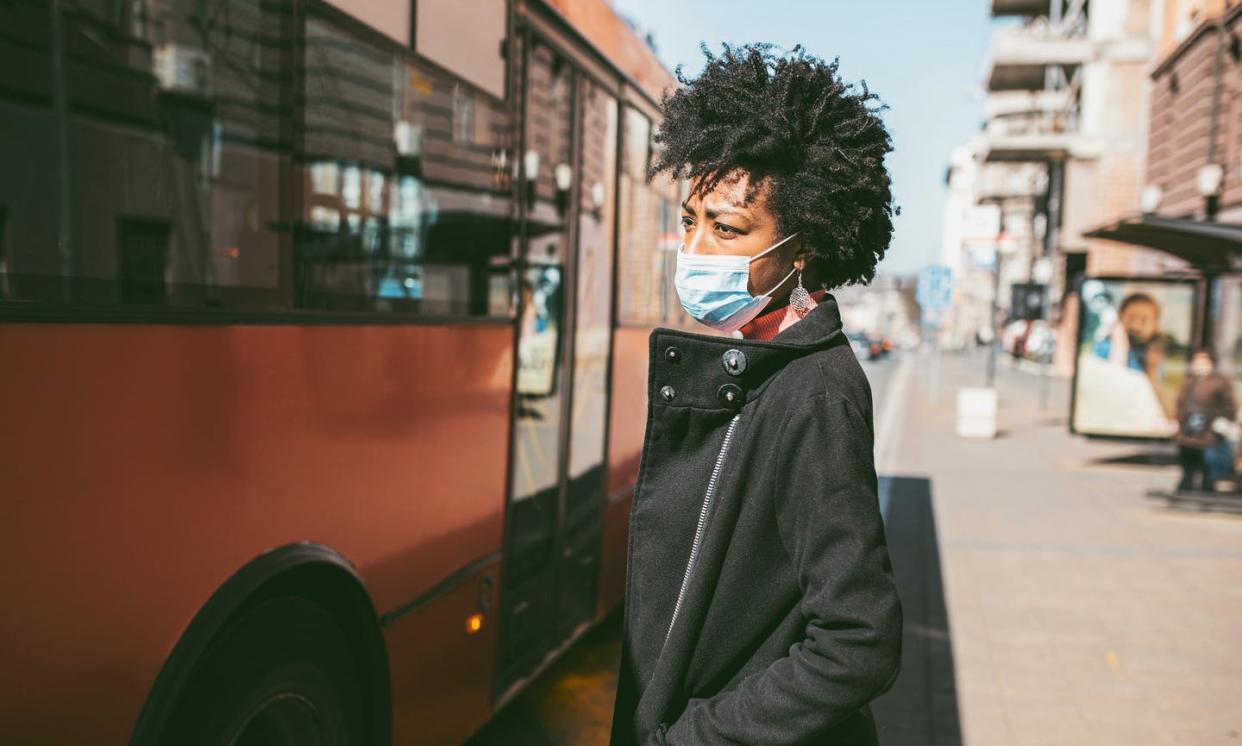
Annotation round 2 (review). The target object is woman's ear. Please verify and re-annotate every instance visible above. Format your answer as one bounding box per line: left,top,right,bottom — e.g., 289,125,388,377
793,247,816,272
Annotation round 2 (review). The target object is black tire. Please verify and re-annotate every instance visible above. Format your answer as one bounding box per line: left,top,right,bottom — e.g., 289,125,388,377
164,595,369,746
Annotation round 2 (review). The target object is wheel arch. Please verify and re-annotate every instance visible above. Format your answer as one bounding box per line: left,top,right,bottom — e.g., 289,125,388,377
128,541,392,746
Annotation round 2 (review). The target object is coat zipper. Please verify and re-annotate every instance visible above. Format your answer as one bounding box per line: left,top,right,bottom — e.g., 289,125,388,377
662,413,742,649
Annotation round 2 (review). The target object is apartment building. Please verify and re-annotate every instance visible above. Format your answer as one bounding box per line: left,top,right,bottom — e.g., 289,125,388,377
1086,0,1242,378
942,0,1181,364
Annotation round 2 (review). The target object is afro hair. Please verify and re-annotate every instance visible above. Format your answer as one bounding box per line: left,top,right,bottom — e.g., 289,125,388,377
651,43,896,288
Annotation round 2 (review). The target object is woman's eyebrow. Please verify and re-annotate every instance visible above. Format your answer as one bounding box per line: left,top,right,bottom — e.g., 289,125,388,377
682,199,748,221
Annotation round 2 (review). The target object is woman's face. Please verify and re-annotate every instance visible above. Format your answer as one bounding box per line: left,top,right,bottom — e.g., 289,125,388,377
680,170,806,297
1191,352,1214,376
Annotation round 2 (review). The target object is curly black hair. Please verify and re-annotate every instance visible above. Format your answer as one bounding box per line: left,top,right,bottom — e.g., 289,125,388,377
651,43,896,288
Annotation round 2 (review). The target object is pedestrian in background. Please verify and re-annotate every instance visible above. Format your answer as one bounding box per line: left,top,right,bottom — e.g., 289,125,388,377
1175,348,1237,492
611,44,902,746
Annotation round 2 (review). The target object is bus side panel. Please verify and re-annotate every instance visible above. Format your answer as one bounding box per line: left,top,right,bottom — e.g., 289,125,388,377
0,322,512,744
597,325,650,618
386,555,501,744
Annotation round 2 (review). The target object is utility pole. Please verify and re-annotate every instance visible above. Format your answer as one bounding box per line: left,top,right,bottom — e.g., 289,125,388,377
987,250,1001,387
984,199,1006,388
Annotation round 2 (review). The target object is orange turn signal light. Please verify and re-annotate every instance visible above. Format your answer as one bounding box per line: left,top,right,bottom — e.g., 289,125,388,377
466,613,484,634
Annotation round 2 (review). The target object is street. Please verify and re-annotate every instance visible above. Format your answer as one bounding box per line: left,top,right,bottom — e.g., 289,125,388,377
468,349,1242,745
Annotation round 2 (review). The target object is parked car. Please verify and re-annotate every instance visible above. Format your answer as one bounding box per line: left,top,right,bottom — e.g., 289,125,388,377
1001,318,1054,363
848,332,886,360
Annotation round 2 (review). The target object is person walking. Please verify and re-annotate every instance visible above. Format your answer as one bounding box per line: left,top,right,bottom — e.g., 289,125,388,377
1175,348,1238,492
610,44,902,746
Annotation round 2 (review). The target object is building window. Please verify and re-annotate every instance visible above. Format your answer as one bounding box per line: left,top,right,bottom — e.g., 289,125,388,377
117,217,172,304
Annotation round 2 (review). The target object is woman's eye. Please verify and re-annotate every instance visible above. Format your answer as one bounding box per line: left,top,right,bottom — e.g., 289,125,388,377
715,223,738,236
680,216,694,230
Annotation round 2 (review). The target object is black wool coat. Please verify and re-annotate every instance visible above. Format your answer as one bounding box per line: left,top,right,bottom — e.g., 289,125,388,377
610,296,902,746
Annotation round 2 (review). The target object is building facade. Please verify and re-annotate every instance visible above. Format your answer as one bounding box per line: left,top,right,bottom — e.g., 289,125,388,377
1087,0,1242,396
942,0,1191,367
1146,0,1242,223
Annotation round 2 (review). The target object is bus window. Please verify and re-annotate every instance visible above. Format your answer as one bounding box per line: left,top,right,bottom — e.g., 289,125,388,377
0,0,515,319
292,13,515,317
616,105,686,326
559,78,618,629
0,1,294,308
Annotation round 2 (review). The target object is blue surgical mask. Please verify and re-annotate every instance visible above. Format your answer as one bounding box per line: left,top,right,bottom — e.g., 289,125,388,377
674,233,800,332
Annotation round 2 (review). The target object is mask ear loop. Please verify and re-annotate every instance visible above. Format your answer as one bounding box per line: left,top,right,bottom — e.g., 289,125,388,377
748,232,800,264
750,229,799,296
757,265,798,299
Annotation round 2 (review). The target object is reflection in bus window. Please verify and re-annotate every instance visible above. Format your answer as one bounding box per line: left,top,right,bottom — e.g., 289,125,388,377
565,80,618,550
0,207,9,298
294,13,513,316
0,0,514,317
616,105,686,326
516,267,563,397
117,218,173,304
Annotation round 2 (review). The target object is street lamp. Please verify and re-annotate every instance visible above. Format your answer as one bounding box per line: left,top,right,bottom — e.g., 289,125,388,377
523,149,540,207
554,163,573,192
553,162,573,216
523,150,541,183
1198,163,1223,220
1140,184,1163,215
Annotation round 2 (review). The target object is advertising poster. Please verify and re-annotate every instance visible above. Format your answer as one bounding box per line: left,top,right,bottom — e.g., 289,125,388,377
516,265,563,397
1072,278,1198,438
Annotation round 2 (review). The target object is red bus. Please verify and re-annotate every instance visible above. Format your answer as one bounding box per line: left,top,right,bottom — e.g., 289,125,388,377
0,0,687,742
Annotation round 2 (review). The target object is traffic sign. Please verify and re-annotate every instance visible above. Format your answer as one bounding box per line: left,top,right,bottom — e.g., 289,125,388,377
917,264,953,314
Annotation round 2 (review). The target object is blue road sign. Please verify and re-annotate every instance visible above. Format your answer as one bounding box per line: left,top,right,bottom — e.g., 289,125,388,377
917,265,953,313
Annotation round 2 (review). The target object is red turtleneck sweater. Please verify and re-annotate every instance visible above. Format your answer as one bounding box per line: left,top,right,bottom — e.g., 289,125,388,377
737,289,829,342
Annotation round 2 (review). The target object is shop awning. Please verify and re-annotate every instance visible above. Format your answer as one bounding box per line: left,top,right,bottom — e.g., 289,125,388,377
1083,215,1242,273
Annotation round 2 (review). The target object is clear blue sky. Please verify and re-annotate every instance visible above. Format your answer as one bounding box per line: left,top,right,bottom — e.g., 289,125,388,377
609,0,996,277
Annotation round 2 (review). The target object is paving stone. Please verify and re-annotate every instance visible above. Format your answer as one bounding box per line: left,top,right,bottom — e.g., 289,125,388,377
890,351,1242,745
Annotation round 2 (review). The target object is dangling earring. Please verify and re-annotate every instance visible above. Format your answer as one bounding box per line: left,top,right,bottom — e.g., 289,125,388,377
790,268,812,318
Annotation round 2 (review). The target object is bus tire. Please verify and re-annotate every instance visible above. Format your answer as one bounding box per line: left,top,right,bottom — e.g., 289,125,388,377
163,594,369,746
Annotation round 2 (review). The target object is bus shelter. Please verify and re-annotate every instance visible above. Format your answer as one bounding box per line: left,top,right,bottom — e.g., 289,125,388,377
1070,216,1242,439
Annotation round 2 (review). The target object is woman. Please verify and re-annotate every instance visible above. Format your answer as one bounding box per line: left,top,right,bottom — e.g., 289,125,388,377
611,45,902,745
1175,348,1238,492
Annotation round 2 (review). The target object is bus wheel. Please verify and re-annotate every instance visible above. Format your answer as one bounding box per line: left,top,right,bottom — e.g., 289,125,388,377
165,595,369,746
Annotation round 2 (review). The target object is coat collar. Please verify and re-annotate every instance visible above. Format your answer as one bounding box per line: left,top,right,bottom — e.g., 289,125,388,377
648,294,846,413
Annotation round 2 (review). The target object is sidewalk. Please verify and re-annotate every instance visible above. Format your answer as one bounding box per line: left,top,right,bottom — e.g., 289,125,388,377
876,350,1242,745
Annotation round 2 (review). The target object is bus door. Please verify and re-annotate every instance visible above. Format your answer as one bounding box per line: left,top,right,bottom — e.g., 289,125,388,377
498,33,616,696
558,75,618,639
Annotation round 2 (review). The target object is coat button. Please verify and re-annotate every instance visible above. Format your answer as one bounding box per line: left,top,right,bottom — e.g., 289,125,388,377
717,383,743,409
659,385,676,402
721,349,747,376
665,346,681,364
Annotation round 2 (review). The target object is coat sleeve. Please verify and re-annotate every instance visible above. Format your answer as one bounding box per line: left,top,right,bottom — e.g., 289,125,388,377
1221,378,1238,421
661,392,903,745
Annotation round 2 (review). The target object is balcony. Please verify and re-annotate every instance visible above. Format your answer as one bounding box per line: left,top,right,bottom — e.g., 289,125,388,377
983,104,1083,162
974,163,1048,201
987,23,1092,91
987,89,1073,119
992,0,1050,17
